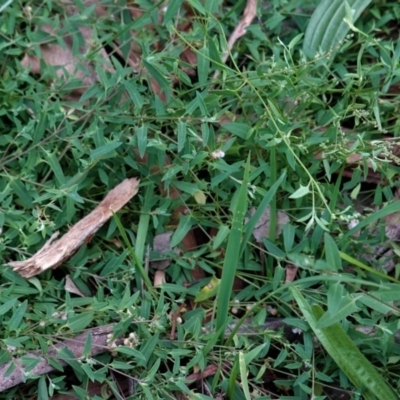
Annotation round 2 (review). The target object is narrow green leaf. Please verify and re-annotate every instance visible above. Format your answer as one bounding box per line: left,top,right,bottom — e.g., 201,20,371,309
138,332,159,367
124,80,144,109
38,375,49,400
289,184,310,199
212,225,230,250
137,124,148,158
170,214,193,248
341,200,400,241
90,141,122,161
324,233,342,271
291,287,397,399
8,300,27,332
217,155,250,341
112,211,156,298
177,120,187,153
82,333,92,358
67,312,94,332
115,346,147,363
163,0,184,25
0,299,16,316
46,152,65,185
197,46,210,87
239,352,251,400
143,59,172,101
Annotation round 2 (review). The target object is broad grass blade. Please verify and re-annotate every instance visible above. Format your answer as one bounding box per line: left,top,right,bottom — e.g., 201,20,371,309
291,286,397,399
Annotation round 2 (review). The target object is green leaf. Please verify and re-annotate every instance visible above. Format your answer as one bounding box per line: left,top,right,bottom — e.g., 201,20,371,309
197,46,210,87
124,80,144,109
82,333,92,358
163,0,184,25
8,300,27,332
90,141,122,161
170,214,193,248
115,346,147,363
324,233,342,271
143,59,172,101
177,120,187,153
217,155,250,341
46,151,66,185
212,225,230,250
67,312,94,332
291,287,397,399
137,124,148,158
289,184,310,199
138,332,159,367
0,299,16,316
303,0,371,59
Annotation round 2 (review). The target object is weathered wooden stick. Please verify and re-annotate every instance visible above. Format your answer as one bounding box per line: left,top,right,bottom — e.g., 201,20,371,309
0,324,122,393
8,178,140,278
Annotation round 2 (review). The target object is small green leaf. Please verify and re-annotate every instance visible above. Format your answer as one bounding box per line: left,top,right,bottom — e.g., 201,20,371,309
177,120,187,153
212,225,230,250
124,80,144,109
170,214,193,248
197,46,210,87
137,124,148,158
82,333,92,358
324,233,342,271
115,346,147,363
8,300,27,332
163,0,184,25
289,184,310,199
67,312,94,332
90,141,122,161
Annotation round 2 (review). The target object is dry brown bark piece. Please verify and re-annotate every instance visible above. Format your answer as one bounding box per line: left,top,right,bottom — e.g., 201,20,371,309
7,178,140,278
0,325,123,393
213,0,258,80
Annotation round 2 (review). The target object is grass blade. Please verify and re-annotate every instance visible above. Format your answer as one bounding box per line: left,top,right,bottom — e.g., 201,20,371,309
216,154,250,342
113,212,156,299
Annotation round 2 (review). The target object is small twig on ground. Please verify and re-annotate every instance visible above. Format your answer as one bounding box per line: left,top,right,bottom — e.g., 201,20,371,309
7,178,140,278
0,324,122,393
213,0,258,80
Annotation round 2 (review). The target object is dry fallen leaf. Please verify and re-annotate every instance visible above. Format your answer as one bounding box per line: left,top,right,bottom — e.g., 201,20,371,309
21,25,114,95
248,206,290,243
65,275,86,297
8,178,140,278
285,264,298,283
151,231,180,271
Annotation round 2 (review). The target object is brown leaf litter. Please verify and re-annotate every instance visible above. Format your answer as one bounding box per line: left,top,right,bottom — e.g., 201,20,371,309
7,178,139,278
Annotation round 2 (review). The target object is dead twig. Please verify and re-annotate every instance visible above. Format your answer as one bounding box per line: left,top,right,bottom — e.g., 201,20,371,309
8,178,140,278
0,324,122,393
213,0,258,80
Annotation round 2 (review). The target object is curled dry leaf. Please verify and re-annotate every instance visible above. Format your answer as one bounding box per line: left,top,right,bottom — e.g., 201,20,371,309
65,275,86,297
151,231,180,270
8,178,140,278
